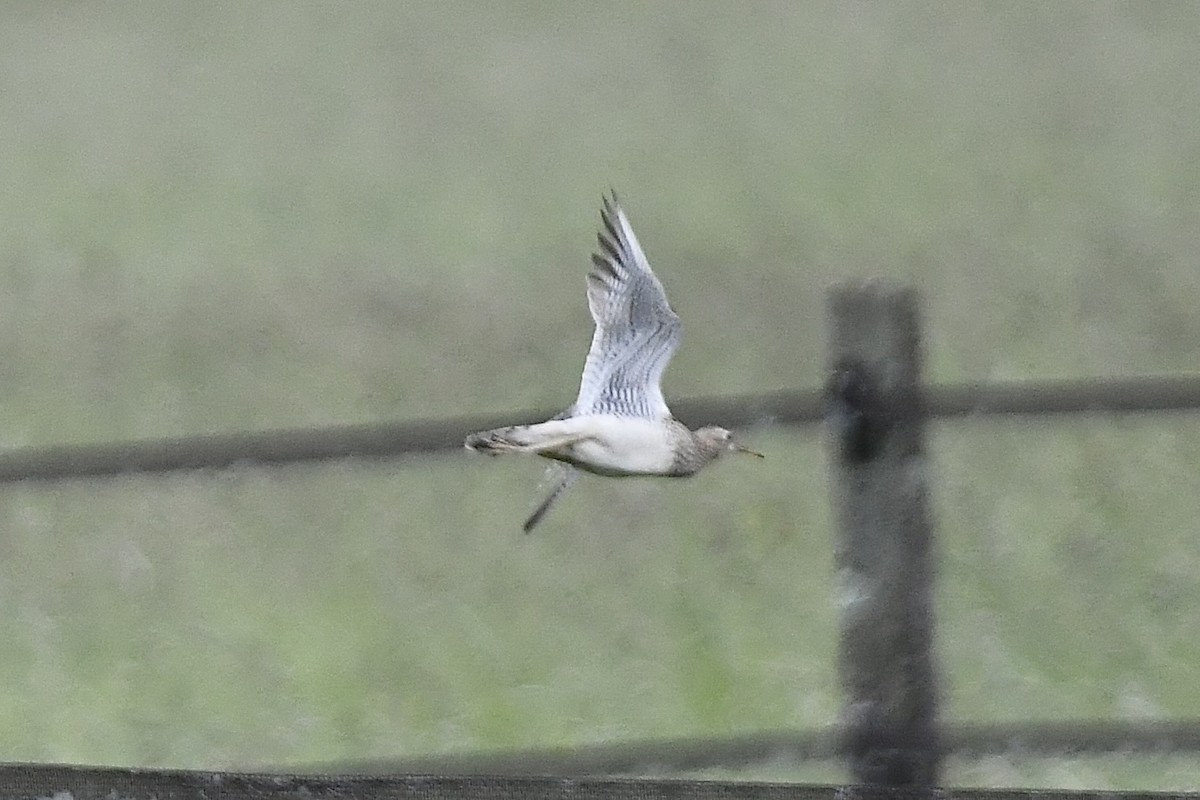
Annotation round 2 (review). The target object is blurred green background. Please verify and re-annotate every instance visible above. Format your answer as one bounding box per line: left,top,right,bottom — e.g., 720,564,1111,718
1,1,1200,790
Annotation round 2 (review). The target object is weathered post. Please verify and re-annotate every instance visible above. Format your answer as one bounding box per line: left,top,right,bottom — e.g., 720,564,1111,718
824,282,940,786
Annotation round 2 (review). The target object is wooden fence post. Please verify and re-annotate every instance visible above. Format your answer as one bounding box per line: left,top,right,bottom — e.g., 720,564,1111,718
824,282,940,785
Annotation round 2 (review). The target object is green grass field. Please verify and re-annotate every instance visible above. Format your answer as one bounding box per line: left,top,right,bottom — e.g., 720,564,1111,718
2,1,1200,790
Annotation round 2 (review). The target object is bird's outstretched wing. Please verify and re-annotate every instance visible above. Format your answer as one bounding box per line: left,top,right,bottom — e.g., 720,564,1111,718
572,194,682,419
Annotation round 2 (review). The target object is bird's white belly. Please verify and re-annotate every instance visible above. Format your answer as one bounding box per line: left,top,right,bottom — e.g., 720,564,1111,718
561,415,677,476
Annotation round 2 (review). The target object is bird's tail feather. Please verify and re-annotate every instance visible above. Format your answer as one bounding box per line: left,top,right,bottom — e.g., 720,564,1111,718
464,422,585,456
464,425,529,455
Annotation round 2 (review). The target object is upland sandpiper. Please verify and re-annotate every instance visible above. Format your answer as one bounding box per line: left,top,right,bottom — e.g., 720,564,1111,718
465,194,762,531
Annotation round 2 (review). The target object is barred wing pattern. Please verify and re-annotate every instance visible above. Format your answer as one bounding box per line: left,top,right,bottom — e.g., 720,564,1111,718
573,195,682,419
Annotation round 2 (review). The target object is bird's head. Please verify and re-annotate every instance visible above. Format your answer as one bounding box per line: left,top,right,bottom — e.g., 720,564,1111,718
693,426,765,462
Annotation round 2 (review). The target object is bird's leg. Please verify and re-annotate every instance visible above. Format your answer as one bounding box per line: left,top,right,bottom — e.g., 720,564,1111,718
523,465,579,533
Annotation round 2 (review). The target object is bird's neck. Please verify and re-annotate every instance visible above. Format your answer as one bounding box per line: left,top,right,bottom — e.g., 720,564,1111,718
669,426,722,476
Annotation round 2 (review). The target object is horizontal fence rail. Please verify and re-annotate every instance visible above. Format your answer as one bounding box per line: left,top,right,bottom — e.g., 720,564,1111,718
1,723,1199,800
0,767,1182,800
0,374,1198,484
318,720,1200,777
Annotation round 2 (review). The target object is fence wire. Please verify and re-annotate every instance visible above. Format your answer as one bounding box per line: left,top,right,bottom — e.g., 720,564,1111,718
312,720,1200,777
1,375,1198,483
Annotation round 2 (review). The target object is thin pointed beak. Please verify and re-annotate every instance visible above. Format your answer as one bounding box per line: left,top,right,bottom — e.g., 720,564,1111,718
734,442,765,458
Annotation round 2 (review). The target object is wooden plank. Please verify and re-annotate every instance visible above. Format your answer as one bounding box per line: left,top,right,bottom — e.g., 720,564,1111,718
825,282,940,786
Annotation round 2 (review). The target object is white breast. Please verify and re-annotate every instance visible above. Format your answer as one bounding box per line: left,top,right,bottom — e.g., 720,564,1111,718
560,414,678,477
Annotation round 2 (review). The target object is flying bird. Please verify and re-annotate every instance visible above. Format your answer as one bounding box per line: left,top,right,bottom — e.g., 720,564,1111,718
465,194,762,531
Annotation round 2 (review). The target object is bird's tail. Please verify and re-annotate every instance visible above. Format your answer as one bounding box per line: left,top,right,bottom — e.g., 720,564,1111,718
464,425,529,455
464,420,585,456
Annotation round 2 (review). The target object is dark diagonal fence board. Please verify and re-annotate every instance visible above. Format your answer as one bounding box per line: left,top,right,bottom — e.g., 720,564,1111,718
0,376,1199,483
0,767,1192,800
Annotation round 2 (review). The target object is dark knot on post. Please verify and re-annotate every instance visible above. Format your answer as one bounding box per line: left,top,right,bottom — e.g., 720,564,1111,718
825,357,888,463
